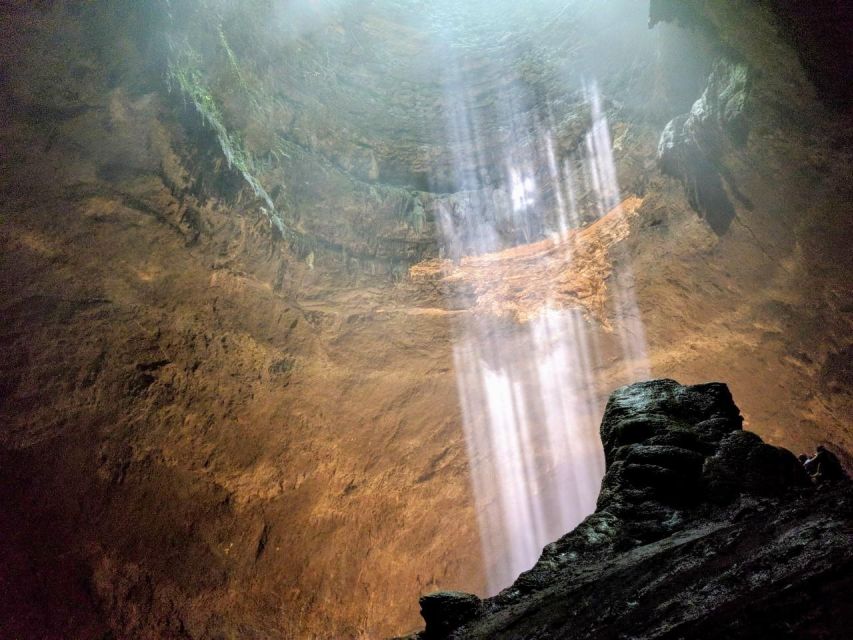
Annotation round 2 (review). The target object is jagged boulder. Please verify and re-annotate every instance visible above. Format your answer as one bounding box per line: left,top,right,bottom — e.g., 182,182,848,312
599,380,811,517
419,592,482,639
404,380,851,640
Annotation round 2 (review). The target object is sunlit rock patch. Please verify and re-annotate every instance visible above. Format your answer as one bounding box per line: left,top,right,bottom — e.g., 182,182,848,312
410,196,643,325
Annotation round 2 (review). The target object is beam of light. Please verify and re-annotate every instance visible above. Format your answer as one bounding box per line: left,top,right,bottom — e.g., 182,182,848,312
435,62,649,593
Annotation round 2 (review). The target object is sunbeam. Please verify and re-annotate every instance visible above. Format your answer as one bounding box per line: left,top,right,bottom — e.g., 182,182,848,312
436,64,650,590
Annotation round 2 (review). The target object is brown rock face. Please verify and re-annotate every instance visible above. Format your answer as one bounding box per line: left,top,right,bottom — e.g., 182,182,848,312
0,1,851,639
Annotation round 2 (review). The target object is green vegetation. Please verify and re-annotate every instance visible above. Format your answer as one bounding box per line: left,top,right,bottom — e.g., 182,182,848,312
165,21,285,235
160,0,438,252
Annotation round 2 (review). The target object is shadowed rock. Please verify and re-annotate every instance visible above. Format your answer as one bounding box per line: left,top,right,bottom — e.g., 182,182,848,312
419,592,482,639
402,379,851,639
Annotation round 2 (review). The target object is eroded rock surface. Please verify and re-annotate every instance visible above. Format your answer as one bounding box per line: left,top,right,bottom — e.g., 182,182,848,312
1,2,852,638
408,380,852,639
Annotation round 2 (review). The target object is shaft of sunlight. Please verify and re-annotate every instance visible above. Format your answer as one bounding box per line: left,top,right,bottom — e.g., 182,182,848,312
436,58,649,592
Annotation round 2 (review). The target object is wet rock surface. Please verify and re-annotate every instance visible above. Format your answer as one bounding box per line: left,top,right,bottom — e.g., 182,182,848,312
405,380,852,639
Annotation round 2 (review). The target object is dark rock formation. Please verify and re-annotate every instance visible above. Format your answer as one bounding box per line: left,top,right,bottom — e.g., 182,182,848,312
405,380,852,639
769,0,853,110
658,61,751,235
419,592,482,639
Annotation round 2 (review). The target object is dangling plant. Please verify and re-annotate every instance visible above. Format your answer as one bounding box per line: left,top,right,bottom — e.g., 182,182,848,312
164,25,286,236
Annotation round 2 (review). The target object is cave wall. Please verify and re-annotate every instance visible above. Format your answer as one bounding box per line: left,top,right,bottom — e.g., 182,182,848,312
0,5,479,637
0,1,851,638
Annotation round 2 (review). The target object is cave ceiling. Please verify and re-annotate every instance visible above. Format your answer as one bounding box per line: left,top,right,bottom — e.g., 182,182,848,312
152,0,675,192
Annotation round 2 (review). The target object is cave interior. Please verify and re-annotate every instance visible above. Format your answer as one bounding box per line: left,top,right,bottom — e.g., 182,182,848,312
0,1,851,638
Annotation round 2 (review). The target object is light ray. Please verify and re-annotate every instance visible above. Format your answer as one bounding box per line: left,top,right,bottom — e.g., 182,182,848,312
436,59,649,593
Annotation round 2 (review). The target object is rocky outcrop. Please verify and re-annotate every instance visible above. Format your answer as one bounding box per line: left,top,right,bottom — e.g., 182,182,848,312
407,380,852,639
658,60,751,235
